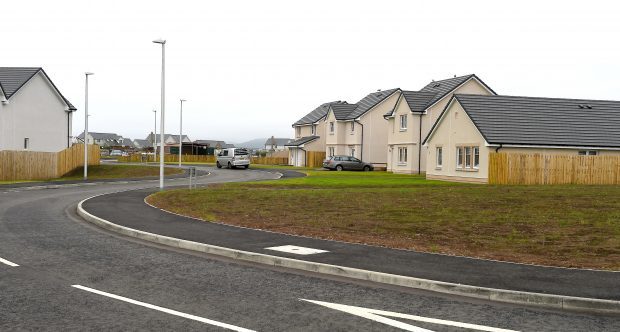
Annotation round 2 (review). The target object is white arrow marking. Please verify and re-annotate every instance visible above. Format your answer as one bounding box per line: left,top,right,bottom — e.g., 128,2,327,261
0,256,19,267
301,299,520,332
72,285,255,332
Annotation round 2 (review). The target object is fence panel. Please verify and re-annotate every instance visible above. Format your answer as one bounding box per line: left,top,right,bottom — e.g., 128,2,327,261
488,153,620,185
306,151,326,168
0,144,100,181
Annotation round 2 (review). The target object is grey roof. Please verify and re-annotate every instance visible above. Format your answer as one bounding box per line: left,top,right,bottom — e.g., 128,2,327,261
121,138,133,147
345,88,400,119
293,101,348,126
78,132,122,140
147,134,190,144
265,138,293,146
401,91,439,113
222,143,235,148
133,139,151,147
285,136,319,147
429,94,620,148
194,139,225,146
0,67,76,110
420,74,496,108
330,103,358,120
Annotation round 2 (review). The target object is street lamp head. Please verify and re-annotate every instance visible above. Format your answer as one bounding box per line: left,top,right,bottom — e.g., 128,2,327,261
85,72,94,76
152,39,166,44
180,99,187,102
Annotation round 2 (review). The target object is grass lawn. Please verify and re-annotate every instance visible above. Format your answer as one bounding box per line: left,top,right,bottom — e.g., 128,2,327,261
147,171,620,270
59,164,184,180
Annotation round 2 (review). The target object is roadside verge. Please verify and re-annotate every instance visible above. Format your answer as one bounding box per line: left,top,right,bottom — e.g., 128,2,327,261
77,193,620,314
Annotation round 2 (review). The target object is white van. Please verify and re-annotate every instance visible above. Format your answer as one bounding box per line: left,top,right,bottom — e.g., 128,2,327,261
216,148,250,169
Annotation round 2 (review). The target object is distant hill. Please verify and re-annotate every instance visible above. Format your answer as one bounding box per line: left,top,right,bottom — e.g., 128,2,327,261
235,138,267,149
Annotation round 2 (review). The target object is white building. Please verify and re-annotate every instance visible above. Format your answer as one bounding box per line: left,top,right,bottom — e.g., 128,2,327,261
0,67,77,152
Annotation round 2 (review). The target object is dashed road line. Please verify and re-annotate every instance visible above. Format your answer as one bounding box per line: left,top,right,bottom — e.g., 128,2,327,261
72,285,255,331
0,256,19,267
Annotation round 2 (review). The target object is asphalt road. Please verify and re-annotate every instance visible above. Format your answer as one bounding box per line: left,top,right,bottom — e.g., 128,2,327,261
1,166,618,331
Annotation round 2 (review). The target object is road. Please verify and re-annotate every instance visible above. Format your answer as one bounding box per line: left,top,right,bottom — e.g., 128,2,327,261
0,167,618,331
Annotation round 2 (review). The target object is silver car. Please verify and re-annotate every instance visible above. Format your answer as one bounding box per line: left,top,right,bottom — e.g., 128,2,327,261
216,148,250,169
323,155,374,171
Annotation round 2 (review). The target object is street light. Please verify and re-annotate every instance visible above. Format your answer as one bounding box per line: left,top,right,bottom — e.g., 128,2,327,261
153,38,166,189
84,72,94,180
178,99,186,167
152,109,157,162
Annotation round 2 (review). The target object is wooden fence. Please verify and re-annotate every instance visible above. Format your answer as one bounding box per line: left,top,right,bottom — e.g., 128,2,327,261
118,154,216,163
306,151,326,168
488,153,620,185
251,156,289,165
0,144,100,181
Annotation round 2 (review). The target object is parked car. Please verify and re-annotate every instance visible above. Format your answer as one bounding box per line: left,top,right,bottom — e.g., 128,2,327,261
217,148,250,169
109,149,123,156
323,155,374,171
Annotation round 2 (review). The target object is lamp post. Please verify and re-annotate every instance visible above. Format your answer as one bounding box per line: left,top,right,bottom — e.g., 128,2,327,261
84,72,94,180
153,39,166,189
178,99,186,167
152,109,157,162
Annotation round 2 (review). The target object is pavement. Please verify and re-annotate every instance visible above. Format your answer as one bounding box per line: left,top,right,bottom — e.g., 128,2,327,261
2,166,620,331
80,176,620,304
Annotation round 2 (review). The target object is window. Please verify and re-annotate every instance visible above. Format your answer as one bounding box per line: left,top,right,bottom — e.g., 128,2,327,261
456,146,479,171
350,147,356,157
328,147,335,157
311,125,316,135
295,127,301,137
330,122,335,134
350,122,355,133
399,115,407,131
436,147,443,168
456,147,463,168
474,147,480,168
398,147,408,164
24,138,30,150
578,150,597,156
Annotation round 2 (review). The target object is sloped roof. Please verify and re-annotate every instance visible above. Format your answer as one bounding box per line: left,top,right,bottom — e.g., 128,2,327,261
293,100,348,126
429,94,620,148
419,74,495,108
147,134,191,143
121,138,133,147
265,138,293,146
0,67,76,110
401,91,438,113
330,103,359,120
78,132,122,140
285,136,319,147
194,139,225,146
133,139,150,147
345,88,400,119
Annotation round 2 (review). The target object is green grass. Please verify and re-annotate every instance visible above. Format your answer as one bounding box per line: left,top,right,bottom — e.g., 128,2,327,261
59,164,183,180
147,171,620,270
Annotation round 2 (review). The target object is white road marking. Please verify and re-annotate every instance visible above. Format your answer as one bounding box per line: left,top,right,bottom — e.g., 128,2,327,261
265,245,328,255
72,285,255,332
301,299,520,332
0,256,19,267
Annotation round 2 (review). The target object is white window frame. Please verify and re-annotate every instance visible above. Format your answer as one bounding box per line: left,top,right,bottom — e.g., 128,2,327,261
398,147,408,165
578,150,597,156
350,146,356,157
329,122,335,134
24,138,30,150
456,145,479,171
436,146,443,168
311,125,316,135
328,147,335,157
350,121,355,134
295,127,301,137
399,114,407,131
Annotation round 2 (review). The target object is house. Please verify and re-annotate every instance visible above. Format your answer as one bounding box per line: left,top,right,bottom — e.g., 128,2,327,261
384,74,496,174
423,94,620,183
77,132,123,147
264,137,292,151
0,67,77,152
289,101,348,166
132,139,151,150
147,133,192,154
324,89,401,167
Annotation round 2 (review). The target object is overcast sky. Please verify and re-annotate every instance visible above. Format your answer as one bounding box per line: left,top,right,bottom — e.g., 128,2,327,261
2,1,619,143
